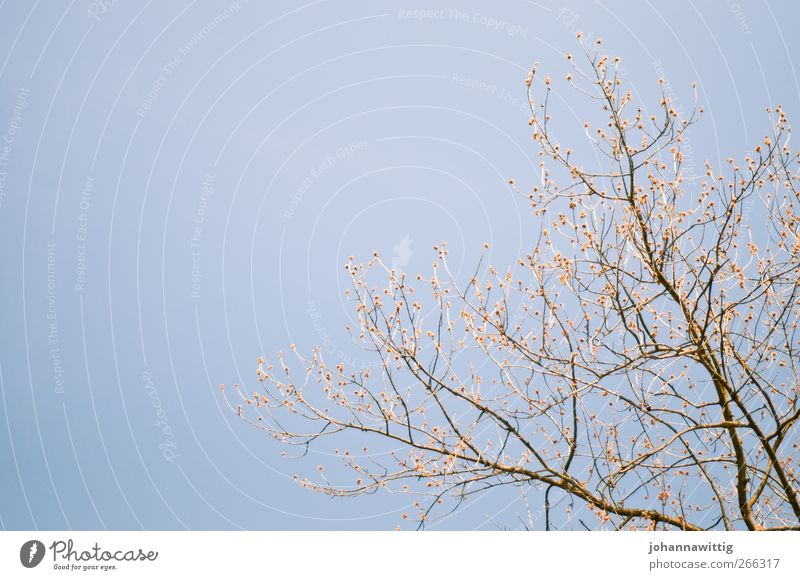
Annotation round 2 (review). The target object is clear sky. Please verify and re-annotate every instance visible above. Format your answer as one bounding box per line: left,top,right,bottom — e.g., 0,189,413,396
0,0,798,530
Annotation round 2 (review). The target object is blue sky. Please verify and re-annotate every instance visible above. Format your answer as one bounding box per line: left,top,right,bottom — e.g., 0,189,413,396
0,0,798,530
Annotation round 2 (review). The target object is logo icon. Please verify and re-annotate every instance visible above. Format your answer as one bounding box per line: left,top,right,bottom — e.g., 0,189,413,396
20,540,45,568
391,234,413,272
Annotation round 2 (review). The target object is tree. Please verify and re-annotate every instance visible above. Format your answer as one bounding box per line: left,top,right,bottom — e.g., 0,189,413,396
225,36,800,531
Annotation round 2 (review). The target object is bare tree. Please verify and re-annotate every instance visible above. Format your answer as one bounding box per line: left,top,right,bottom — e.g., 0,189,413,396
225,36,800,530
